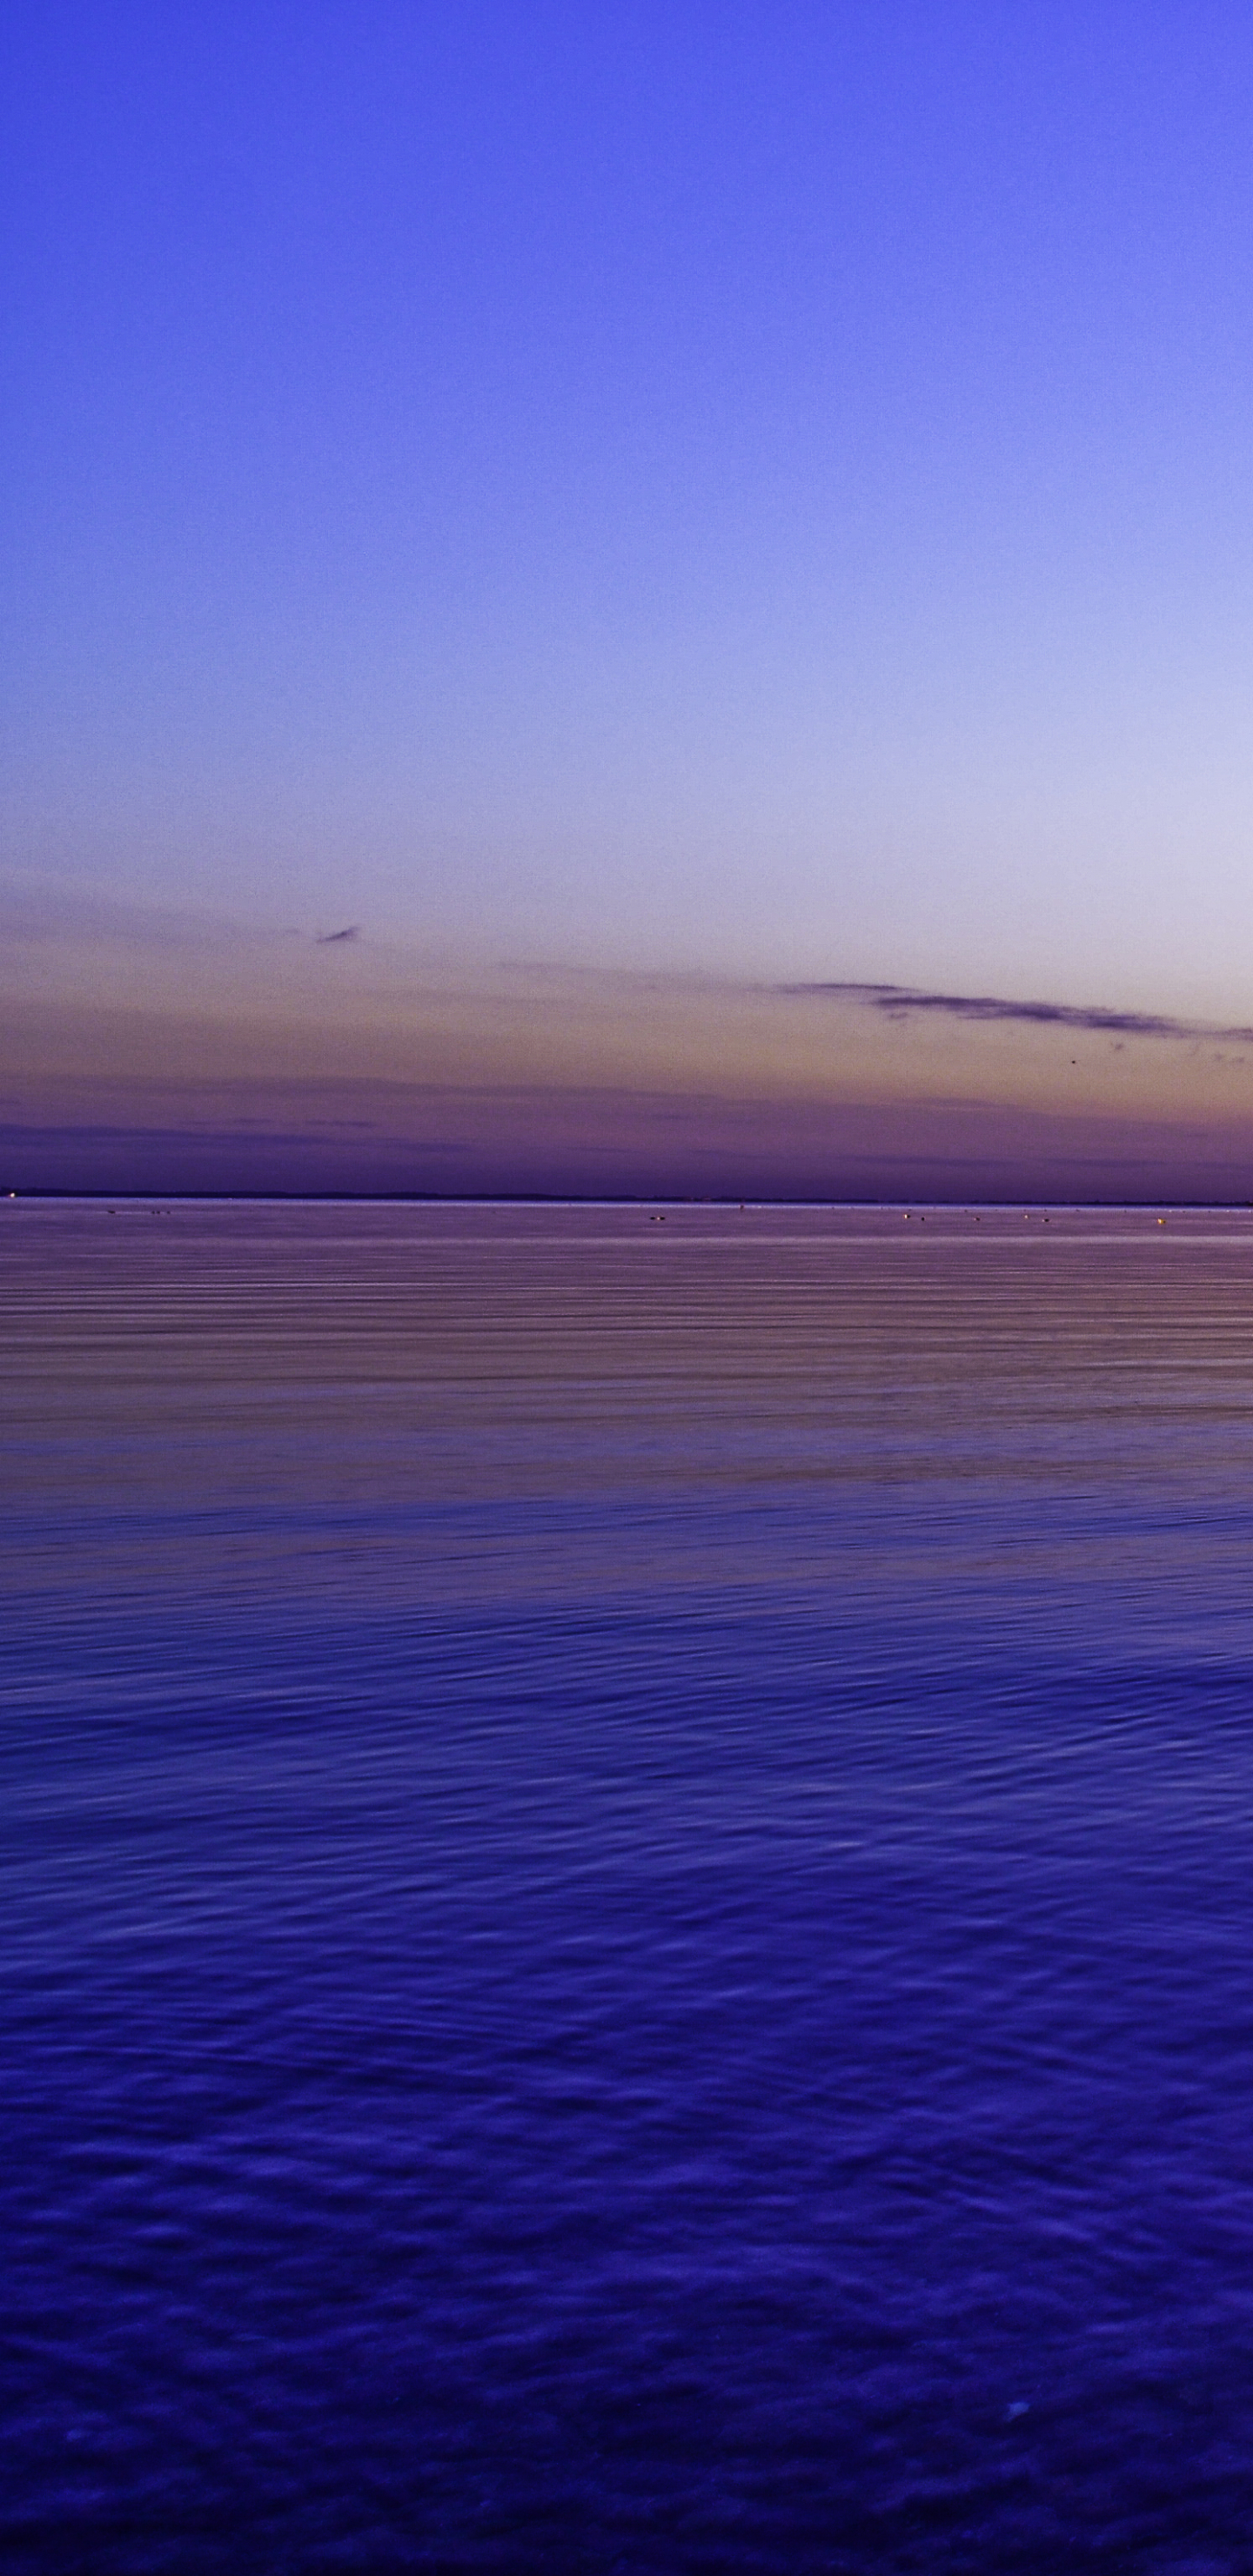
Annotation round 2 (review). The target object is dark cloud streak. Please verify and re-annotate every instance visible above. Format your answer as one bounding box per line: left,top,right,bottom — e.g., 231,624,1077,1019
784,982,1253,1044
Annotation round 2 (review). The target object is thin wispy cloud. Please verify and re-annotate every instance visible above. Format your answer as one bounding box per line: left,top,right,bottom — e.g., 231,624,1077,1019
783,983,1253,1046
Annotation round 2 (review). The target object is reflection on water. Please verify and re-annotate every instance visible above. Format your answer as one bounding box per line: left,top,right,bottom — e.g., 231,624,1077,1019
6,1201,1253,2570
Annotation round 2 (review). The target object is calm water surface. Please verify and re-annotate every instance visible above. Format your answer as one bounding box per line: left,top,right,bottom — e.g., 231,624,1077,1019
6,1199,1253,2571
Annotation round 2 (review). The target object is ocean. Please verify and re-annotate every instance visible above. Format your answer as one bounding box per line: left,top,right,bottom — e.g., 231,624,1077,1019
6,1197,1253,2572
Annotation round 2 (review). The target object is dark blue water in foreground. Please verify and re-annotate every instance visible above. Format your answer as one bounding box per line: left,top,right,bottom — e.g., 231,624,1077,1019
7,1200,1253,2572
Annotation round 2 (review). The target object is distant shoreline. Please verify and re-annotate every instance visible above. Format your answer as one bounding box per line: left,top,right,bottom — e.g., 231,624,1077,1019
8,1193,1253,1213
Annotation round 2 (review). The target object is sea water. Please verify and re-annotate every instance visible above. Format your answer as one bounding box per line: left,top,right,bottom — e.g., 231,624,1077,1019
6,1198,1253,2572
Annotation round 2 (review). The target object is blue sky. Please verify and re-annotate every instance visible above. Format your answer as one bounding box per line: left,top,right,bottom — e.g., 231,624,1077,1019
10,3,1253,1197
7,1,1253,1014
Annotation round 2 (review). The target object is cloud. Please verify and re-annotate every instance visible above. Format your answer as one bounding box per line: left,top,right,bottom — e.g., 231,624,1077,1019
315,925,360,944
782,982,1253,1045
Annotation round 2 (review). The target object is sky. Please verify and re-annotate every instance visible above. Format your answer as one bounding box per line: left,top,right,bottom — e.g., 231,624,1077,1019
6,2,1253,1192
